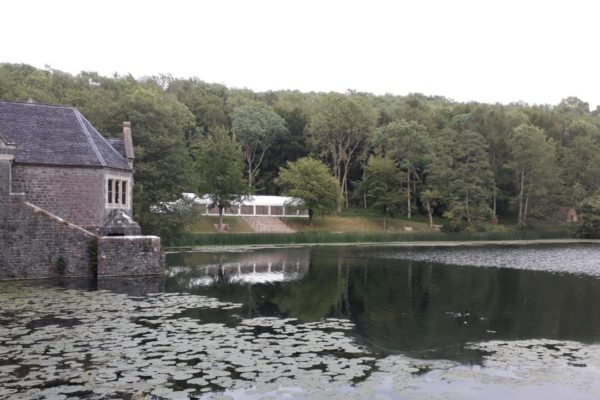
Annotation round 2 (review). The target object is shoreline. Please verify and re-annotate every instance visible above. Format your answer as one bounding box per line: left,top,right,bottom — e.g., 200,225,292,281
165,238,600,254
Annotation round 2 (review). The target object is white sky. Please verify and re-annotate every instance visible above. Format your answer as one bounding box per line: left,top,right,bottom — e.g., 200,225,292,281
2,0,600,108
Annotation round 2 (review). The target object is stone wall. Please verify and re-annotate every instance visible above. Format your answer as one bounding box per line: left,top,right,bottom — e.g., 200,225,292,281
0,196,98,280
98,236,165,277
11,164,132,229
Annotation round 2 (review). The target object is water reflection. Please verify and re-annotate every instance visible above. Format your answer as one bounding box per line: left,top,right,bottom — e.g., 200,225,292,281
166,244,600,361
167,248,310,287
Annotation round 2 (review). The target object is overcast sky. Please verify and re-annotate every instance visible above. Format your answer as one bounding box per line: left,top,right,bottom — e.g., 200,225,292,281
3,0,599,108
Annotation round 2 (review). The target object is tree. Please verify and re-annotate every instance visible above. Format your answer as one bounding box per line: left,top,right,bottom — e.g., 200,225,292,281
358,157,404,230
507,124,562,227
307,94,378,209
428,129,493,231
195,127,247,230
575,193,600,238
420,188,441,228
561,134,600,202
276,157,340,225
121,86,196,235
231,102,288,189
374,119,430,219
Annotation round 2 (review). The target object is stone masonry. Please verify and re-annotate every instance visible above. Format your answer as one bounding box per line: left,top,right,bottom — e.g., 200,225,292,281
98,236,165,277
0,196,98,280
0,102,164,280
11,165,132,230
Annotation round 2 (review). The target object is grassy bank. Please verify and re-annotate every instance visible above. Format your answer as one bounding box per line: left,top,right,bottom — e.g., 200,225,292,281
164,226,573,247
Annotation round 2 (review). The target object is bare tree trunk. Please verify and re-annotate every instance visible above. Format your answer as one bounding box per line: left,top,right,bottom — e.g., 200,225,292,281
383,208,387,231
523,185,530,226
363,192,367,209
492,177,497,218
248,164,253,189
425,199,433,228
342,159,351,209
407,172,411,219
518,168,525,226
413,170,417,215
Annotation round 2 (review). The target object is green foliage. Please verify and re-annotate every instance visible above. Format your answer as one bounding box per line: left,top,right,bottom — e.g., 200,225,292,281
231,102,288,188
124,87,196,235
195,127,247,218
358,157,404,228
307,93,378,206
3,63,600,233
575,194,600,239
165,227,572,247
276,157,341,222
507,124,561,226
429,129,493,230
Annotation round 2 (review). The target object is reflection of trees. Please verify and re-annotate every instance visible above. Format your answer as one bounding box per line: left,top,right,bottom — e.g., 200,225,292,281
348,254,600,359
168,246,600,360
274,249,350,321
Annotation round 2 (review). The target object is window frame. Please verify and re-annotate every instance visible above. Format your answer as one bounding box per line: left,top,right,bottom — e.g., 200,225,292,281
105,175,131,209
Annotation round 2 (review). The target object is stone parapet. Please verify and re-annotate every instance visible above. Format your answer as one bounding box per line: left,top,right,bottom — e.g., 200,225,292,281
97,236,165,277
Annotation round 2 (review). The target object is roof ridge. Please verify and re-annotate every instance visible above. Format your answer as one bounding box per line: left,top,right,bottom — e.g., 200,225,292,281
72,109,106,167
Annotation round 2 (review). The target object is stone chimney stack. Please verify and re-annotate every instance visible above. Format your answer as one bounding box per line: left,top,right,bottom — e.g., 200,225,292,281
122,121,135,167
0,135,16,203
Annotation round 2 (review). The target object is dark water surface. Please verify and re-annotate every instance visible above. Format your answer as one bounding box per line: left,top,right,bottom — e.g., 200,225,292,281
167,244,600,362
2,243,600,399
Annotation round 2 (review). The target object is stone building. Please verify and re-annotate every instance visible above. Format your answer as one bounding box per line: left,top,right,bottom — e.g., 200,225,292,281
0,101,164,280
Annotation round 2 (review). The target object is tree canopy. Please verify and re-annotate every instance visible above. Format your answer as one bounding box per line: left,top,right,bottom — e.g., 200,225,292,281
276,157,340,224
195,127,247,229
2,62,599,233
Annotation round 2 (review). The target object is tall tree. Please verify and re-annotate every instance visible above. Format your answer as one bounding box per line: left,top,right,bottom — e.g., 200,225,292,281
307,93,378,209
276,157,340,225
575,193,600,239
560,134,600,204
122,86,196,235
374,119,430,219
358,157,404,230
195,127,247,230
507,124,561,227
231,102,288,189
429,129,493,230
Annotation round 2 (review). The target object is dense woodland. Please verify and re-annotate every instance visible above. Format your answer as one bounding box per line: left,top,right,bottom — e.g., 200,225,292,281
2,63,599,236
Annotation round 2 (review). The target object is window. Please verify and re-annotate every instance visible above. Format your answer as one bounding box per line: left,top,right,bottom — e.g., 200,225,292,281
107,178,129,206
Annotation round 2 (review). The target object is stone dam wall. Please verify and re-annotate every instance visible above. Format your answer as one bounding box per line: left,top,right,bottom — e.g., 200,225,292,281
98,236,165,277
0,196,97,279
0,195,164,280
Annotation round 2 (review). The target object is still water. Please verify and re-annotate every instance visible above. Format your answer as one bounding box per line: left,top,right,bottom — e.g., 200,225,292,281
1,243,600,399
168,244,600,361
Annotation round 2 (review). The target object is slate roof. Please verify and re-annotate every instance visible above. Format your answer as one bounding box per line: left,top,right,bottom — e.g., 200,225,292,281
0,101,131,170
107,139,126,158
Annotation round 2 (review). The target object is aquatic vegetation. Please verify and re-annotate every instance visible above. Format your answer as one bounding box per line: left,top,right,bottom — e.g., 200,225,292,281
1,271,599,399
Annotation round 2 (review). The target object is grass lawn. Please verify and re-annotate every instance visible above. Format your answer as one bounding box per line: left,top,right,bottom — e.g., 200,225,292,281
184,213,437,234
185,216,254,233
283,215,435,233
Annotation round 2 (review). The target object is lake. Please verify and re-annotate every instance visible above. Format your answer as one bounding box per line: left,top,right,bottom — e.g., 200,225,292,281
1,243,600,399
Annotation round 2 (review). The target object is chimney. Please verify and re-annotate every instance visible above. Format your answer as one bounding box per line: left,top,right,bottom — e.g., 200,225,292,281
122,121,135,167
0,135,16,203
